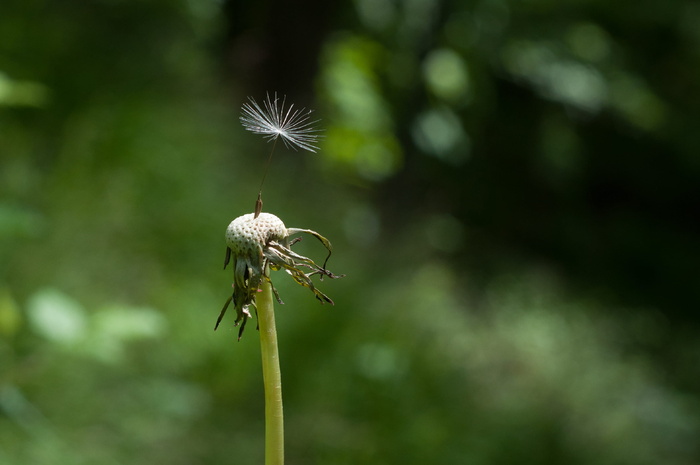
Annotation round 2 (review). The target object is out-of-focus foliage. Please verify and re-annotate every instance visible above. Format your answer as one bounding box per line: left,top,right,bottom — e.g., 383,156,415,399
316,0,700,319
1,0,699,464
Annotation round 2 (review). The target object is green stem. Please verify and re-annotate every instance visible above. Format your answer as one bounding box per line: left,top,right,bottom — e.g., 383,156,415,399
257,276,284,465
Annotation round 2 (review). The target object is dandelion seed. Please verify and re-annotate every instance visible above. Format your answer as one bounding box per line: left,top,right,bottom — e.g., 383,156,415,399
240,92,322,152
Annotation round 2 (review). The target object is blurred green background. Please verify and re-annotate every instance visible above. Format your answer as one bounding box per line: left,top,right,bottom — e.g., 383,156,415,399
2,0,700,464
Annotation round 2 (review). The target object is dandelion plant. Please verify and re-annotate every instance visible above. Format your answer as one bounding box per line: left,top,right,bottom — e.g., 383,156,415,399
216,93,342,465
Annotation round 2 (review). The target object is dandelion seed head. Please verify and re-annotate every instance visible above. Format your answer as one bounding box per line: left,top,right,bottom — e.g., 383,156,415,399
240,92,322,152
218,211,343,339
225,213,288,255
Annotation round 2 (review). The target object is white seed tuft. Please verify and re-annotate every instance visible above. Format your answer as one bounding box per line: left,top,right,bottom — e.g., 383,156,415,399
225,212,287,255
240,92,322,152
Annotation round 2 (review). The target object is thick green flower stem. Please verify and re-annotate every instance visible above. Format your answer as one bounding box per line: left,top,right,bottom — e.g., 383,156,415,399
257,276,284,465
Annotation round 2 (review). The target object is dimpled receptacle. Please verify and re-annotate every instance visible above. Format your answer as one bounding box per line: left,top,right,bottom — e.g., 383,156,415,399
226,212,288,255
